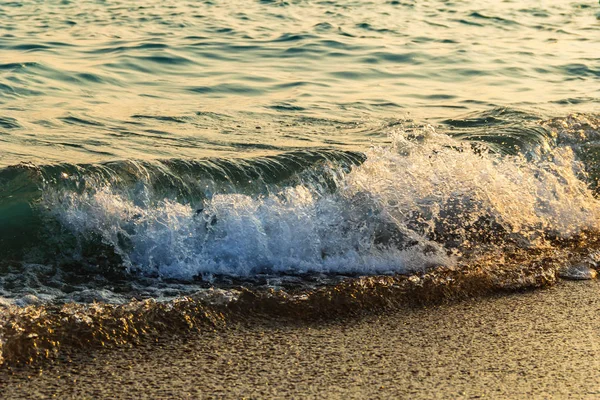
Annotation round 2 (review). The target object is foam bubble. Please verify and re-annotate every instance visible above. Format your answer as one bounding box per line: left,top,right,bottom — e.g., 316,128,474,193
46,125,600,280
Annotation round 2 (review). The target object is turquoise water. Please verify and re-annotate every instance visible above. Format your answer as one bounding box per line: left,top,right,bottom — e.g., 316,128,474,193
1,0,599,166
0,0,600,307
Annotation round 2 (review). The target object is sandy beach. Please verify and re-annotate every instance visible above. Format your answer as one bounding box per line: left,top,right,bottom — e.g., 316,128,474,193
2,280,600,399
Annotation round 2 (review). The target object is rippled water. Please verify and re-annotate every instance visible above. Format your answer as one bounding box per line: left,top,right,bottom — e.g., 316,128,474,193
1,0,599,165
1,0,600,365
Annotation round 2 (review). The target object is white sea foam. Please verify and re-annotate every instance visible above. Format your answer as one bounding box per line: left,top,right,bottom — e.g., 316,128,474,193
46,126,600,280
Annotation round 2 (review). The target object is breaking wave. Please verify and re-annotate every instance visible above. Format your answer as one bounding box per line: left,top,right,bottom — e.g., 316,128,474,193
2,110,600,365
1,112,600,286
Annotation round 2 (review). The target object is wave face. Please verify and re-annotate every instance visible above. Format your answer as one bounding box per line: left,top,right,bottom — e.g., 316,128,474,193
1,111,600,306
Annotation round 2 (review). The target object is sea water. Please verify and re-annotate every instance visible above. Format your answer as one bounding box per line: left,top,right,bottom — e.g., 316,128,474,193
0,0,599,363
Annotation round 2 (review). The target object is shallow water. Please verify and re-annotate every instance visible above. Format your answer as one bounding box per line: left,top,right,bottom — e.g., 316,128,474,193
1,0,600,364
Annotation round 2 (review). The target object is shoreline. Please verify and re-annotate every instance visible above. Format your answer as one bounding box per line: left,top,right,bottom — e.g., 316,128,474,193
0,254,561,367
3,280,600,398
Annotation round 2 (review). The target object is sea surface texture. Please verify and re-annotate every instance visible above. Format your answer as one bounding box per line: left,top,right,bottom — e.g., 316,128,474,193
1,0,600,363
1,0,599,165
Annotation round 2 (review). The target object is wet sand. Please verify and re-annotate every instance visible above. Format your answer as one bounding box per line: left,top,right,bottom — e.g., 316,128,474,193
2,280,600,399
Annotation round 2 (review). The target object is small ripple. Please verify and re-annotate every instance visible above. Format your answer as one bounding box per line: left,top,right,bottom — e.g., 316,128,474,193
366,51,420,64
0,82,44,97
469,12,520,27
561,63,600,78
283,45,327,56
133,54,195,65
0,117,20,129
443,107,542,128
131,115,189,124
552,97,599,105
319,39,363,50
419,94,457,100
75,72,114,84
231,142,282,150
259,0,290,5
454,19,485,27
87,42,169,55
57,142,115,156
313,22,334,32
188,83,262,95
0,62,40,71
355,22,397,34
60,115,105,127
103,60,154,74
518,8,550,18
10,43,53,51
273,33,315,42
267,102,306,112
144,129,172,136
272,81,329,89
